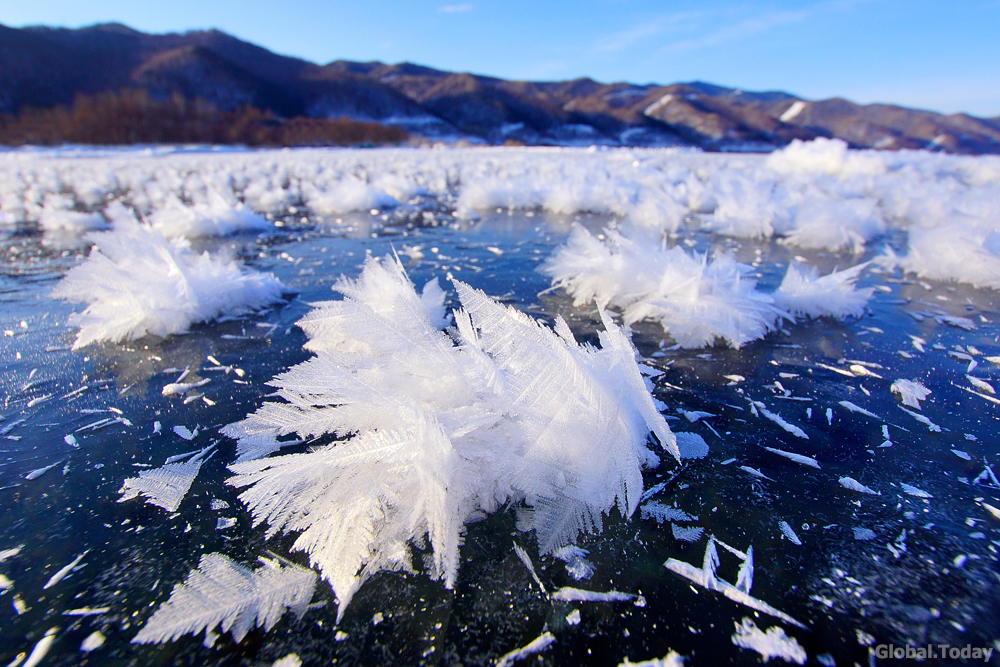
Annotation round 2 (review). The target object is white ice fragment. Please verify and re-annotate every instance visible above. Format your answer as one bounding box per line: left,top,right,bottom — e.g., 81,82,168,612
272,655,302,667
757,407,808,439
891,379,931,409
958,385,1000,405
675,432,709,459
173,425,197,441
735,547,754,594
640,502,697,524
838,401,879,419
513,544,546,594
43,550,89,589
23,627,58,667
80,631,105,652
671,524,705,542
566,609,581,625
741,466,773,481
763,446,819,469
967,374,997,393
26,394,53,408
981,502,1000,521
63,434,79,448
640,482,667,502
853,528,876,541
215,518,237,530
815,362,855,378
162,379,210,397
683,410,715,423
495,631,556,667
849,364,882,379
551,587,645,606
839,477,879,495
63,607,110,616
618,650,685,667
731,618,806,665
0,574,12,591
0,547,23,563
554,546,596,581
132,554,317,644
565,557,596,581
900,483,932,498
952,449,972,461
778,521,802,545
25,461,61,480
119,447,214,513
664,538,804,628
899,406,941,432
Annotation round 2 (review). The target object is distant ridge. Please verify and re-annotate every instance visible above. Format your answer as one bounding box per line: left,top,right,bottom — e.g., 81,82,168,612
2,22,999,153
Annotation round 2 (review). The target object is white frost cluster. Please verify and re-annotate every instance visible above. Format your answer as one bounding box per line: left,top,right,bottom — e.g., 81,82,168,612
147,196,270,239
541,226,871,348
731,617,807,664
52,213,284,348
223,255,676,620
133,553,317,644
771,262,872,320
891,379,931,409
2,142,999,289
118,446,215,513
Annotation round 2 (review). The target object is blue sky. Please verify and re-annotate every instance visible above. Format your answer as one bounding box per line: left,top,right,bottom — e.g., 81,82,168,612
2,0,998,116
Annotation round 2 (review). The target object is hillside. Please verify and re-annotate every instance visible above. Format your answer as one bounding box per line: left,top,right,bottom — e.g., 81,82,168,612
2,22,999,152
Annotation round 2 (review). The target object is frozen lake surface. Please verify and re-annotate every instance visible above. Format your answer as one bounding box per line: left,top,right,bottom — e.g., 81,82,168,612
1,142,999,666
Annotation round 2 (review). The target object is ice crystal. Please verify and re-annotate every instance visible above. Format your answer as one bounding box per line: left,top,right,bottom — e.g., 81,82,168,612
224,255,675,620
52,213,284,348
133,554,317,644
118,446,214,513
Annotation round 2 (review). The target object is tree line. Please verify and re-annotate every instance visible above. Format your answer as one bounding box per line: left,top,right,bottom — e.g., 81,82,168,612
0,90,408,146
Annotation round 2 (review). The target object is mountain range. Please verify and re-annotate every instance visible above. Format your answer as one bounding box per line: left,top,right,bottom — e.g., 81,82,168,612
2,21,999,154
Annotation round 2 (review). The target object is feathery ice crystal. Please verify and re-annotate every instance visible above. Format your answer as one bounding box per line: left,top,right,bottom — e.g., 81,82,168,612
542,226,872,348
52,208,284,349
224,255,676,620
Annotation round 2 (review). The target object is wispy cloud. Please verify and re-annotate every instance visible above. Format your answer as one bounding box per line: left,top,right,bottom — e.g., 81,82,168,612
438,3,473,13
653,0,870,54
595,11,706,53
594,0,867,57
658,8,815,53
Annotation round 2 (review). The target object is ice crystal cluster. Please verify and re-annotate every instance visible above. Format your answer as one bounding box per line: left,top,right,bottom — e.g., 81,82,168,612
51,207,284,348
3,139,1000,290
224,255,676,619
541,226,873,348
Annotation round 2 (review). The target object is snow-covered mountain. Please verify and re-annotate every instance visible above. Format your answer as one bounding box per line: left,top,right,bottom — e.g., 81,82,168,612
2,22,999,153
